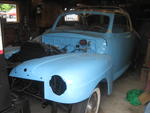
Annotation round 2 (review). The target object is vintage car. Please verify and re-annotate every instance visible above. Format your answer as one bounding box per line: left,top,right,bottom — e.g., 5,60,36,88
7,6,136,113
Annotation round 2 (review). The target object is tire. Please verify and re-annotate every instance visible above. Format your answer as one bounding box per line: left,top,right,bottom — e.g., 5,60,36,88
70,87,101,113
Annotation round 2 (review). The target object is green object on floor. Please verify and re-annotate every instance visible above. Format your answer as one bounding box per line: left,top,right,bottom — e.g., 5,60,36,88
126,89,143,106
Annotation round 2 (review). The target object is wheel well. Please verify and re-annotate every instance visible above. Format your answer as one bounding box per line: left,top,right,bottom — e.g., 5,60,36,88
98,79,108,96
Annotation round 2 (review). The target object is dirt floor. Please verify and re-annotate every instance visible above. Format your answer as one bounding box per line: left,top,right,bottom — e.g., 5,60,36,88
29,70,145,113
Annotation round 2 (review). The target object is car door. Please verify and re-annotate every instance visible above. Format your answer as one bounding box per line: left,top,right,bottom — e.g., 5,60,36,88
106,14,135,80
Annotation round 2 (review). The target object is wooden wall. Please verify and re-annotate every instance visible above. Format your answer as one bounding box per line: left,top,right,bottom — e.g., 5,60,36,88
2,0,62,46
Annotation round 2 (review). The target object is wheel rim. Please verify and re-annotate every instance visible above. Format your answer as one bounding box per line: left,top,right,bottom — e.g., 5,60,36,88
85,88,101,113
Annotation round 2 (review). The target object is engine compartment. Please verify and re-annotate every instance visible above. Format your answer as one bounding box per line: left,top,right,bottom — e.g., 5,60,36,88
8,42,62,63
42,32,98,53
7,33,98,63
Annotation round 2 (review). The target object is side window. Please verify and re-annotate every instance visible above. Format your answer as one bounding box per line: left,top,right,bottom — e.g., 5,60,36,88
112,14,131,33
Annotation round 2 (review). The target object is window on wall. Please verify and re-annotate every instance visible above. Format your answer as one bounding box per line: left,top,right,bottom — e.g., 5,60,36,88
0,2,19,23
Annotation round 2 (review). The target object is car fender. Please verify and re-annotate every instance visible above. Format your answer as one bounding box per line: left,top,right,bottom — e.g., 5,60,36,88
9,53,113,104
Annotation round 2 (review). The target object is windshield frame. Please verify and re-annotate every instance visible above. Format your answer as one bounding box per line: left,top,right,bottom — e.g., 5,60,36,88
51,11,114,33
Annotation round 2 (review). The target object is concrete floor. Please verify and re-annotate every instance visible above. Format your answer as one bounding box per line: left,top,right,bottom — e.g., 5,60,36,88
100,70,145,113
29,70,145,113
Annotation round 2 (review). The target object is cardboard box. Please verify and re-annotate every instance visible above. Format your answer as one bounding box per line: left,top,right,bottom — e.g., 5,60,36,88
139,92,150,105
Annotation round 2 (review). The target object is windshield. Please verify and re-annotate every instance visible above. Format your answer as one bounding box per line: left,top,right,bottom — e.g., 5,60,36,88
56,13,110,33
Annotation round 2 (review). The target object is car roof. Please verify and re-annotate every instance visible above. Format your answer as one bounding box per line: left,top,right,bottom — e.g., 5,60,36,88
65,5,129,16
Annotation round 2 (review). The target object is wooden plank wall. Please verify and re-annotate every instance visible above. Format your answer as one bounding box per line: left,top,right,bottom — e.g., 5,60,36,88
2,0,62,46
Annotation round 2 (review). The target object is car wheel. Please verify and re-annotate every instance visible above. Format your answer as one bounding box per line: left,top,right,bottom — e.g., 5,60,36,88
70,87,101,113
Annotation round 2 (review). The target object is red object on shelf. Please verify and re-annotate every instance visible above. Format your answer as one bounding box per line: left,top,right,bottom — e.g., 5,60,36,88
0,50,3,55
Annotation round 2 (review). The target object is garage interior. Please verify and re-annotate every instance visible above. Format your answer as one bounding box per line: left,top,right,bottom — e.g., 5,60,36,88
0,0,150,113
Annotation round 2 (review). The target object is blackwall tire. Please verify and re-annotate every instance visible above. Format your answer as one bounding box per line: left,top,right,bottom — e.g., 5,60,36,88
71,87,101,113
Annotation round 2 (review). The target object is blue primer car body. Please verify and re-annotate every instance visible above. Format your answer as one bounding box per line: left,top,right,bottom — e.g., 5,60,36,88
9,9,135,104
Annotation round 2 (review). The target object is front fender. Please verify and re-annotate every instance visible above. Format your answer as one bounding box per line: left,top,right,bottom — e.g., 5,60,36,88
9,53,113,104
